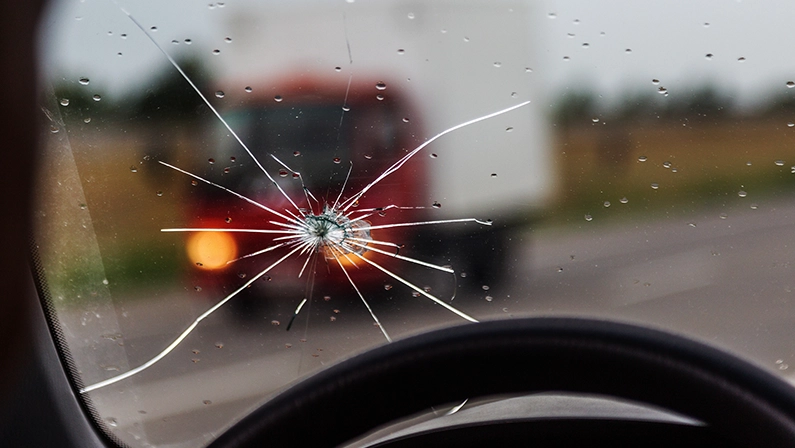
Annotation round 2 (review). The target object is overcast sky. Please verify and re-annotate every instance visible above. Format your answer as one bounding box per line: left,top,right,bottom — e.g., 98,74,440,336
40,0,795,110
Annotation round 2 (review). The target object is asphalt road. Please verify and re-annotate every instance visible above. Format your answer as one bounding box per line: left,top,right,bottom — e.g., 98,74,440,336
74,194,795,447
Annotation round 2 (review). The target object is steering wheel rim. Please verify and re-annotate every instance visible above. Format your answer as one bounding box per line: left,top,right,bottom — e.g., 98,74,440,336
209,317,795,447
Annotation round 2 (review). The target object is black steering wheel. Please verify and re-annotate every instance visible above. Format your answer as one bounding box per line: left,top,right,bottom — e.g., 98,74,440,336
209,318,795,447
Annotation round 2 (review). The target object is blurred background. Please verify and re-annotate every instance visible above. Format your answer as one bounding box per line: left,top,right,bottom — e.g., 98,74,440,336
35,0,795,446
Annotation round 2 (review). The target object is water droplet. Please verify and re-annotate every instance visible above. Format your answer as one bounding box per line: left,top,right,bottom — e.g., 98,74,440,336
330,316,337,322
375,81,386,91
192,349,200,354
274,95,283,102
364,154,372,160
191,180,198,186
557,267,564,273
788,123,794,127
703,22,710,28
106,418,118,427
620,197,629,204
271,320,280,326
407,12,415,19
432,201,441,209
156,190,163,197
117,52,123,57
652,79,660,85
323,295,331,302
484,295,493,302
212,49,221,55
92,94,101,101
244,86,253,93
171,39,179,45
130,166,138,173
79,203,87,210
78,77,89,85
658,86,668,95
333,157,341,164
215,342,224,349
788,81,795,89
567,33,575,38
285,343,293,349
737,57,746,62
584,214,593,221
60,98,70,106
430,153,437,158
215,91,224,98
562,56,570,61
83,117,91,123
460,272,467,278
463,36,470,42
775,160,785,166
334,66,342,72
663,161,672,169
397,48,405,55
688,222,697,228
203,400,212,405
402,117,410,123
224,37,232,43
150,26,157,32
750,203,759,210
376,94,384,101
791,166,795,174
705,53,713,60
384,284,393,291
719,212,728,219
525,67,533,73
625,48,632,53
230,156,236,162
208,158,215,164
279,169,288,177
493,62,502,68
491,173,497,178
548,12,557,19
651,183,659,190
342,105,350,112
50,126,59,134
511,92,518,98
638,156,648,162
411,291,420,297
505,127,514,132
738,190,747,198
120,33,127,39
603,201,611,207
184,38,192,45
592,117,599,123
582,42,590,48
225,217,232,223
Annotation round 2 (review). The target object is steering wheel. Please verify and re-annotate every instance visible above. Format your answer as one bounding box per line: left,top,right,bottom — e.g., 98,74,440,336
208,318,795,447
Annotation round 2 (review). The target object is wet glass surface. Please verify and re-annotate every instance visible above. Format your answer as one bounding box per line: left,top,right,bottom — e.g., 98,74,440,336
35,0,795,446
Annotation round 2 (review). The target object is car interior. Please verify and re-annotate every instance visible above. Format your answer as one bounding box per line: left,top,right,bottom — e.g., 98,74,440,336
5,1,795,447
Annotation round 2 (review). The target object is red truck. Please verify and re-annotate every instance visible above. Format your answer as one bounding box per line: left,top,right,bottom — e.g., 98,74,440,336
181,77,432,314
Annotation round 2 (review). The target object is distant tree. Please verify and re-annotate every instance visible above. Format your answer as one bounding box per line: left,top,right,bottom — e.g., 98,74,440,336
126,56,211,123
552,89,598,127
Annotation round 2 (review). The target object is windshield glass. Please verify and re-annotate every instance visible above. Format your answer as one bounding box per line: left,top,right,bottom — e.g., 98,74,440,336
35,0,795,446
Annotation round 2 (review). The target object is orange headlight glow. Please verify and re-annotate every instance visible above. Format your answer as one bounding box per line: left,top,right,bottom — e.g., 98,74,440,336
186,232,238,270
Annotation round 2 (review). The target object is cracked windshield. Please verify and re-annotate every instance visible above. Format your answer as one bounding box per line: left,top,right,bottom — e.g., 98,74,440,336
35,0,795,446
